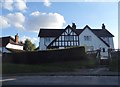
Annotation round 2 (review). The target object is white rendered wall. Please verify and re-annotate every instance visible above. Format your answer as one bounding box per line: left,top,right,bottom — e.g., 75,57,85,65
6,43,23,50
101,37,114,49
109,37,114,49
39,37,55,50
79,27,109,57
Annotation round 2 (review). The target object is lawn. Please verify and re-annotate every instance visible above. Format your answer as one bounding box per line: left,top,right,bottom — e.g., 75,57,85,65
2,59,96,74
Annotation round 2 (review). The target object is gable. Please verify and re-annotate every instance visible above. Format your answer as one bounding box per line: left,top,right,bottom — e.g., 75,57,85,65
80,26,110,47
47,26,79,49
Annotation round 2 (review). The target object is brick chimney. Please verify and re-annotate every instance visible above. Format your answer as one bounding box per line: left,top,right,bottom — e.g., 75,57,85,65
15,33,19,44
72,23,76,29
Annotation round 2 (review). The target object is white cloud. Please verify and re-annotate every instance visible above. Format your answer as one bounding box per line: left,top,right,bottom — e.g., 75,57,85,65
2,0,27,11
14,0,27,11
3,0,13,11
0,16,10,28
25,11,66,32
20,36,38,44
1,12,25,30
1,11,66,32
43,0,51,7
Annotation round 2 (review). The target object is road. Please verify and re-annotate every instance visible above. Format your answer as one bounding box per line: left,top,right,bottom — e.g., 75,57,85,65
1,76,119,86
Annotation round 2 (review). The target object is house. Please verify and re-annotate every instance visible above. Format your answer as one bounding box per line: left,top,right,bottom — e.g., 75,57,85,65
38,23,114,58
0,34,24,53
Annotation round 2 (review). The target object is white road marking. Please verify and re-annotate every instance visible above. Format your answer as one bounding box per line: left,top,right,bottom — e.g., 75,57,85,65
0,78,16,82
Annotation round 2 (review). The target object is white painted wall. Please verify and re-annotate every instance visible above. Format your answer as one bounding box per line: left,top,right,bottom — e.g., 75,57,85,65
101,37,114,49
109,37,114,49
6,43,23,50
0,47,11,53
39,37,55,50
79,27,109,57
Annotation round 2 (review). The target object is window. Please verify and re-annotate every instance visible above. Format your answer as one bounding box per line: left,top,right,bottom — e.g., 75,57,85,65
65,35,73,41
45,38,50,42
84,36,92,41
103,48,105,52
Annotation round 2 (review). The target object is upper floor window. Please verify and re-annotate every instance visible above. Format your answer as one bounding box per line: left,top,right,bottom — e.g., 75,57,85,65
45,38,50,42
84,36,92,41
65,35,74,41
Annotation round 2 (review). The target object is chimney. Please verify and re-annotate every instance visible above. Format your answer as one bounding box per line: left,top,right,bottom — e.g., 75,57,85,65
15,33,19,44
102,23,105,29
72,23,76,29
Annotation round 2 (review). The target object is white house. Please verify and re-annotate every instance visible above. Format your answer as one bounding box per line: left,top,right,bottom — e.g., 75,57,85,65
38,23,114,58
0,34,24,53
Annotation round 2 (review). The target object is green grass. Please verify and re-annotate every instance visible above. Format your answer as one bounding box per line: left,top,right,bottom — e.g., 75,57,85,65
2,59,96,74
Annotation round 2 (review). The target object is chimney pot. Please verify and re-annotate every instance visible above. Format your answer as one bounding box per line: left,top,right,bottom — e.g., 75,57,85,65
72,23,76,29
102,23,105,29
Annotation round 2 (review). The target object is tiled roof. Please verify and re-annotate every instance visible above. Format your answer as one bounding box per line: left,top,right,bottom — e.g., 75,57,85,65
38,29,64,37
38,25,114,47
0,36,23,47
38,26,114,38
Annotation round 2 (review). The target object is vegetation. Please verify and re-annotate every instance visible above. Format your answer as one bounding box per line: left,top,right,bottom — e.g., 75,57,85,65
109,51,120,72
2,59,96,74
23,39,36,51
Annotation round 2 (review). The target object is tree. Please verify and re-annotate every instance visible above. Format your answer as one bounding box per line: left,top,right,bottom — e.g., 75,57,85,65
24,39,36,51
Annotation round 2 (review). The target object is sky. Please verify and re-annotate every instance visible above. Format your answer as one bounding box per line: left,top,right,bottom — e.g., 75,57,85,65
0,0,119,49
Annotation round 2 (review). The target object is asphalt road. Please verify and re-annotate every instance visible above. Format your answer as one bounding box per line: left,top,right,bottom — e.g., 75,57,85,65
2,76,119,86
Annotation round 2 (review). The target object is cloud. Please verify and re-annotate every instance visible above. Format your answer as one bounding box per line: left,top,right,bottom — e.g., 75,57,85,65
3,0,13,11
25,11,66,32
43,0,51,7
0,12,25,30
20,36,38,44
0,16,10,28
6,12,25,30
1,11,66,32
2,0,27,11
14,0,27,11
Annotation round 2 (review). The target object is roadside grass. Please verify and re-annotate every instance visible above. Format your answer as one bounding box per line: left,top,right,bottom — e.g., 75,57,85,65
108,51,120,72
2,59,96,74
109,57,119,72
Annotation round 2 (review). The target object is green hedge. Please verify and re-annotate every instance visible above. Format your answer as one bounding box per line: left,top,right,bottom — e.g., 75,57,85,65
3,46,86,64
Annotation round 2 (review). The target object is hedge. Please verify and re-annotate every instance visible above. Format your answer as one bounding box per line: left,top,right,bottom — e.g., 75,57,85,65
2,46,86,64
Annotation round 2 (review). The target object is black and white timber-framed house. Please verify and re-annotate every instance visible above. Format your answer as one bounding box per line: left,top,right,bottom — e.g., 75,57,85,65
38,23,114,58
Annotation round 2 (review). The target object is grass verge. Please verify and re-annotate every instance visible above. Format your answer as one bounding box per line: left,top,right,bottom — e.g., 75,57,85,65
2,59,96,74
